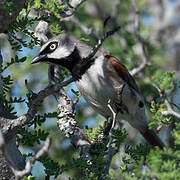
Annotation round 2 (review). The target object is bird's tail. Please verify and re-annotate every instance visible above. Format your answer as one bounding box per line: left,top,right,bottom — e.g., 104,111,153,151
139,127,165,149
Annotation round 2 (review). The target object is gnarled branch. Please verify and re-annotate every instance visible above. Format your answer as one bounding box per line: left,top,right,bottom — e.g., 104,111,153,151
14,136,51,180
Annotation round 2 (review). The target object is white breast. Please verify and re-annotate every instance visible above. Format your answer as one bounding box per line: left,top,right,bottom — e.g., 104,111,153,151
75,55,147,129
76,55,114,117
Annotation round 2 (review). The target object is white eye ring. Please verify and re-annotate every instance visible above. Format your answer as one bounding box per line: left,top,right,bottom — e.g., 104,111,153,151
49,43,57,50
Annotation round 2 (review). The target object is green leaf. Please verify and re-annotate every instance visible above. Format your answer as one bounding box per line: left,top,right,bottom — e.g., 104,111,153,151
149,101,172,129
38,155,62,177
80,37,90,42
125,144,149,161
17,128,49,146
153,72,175,91
111,129,127,149
50,24,63,35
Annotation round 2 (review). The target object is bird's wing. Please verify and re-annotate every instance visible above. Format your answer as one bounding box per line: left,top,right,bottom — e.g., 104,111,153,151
104,54,165,149
104,54,140,93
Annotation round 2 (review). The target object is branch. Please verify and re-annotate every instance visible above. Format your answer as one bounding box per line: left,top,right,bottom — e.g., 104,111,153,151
25,79,35,96
1,77,75,139
163,100,180,119
14,136,51,180
34,20,50,45
61,0,87,18
84,26,121,60
48,65,91,158
130,0,151,76
56,89,91,157
152,83,180,119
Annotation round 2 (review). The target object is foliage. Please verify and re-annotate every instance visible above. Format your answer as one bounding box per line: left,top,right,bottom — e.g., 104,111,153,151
8,15,42,51
38,155,63,177
153,71,175,91
1,0,180,179
17,128,49,146
148,72,175,129
111,129,127,149
1,0,16,16
85,124,105,142
125,144,149,161
149,100,172,129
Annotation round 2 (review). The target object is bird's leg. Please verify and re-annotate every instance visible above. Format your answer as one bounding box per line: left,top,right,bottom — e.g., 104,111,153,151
101,100,117,175
103,100,117,138
107,99,117,131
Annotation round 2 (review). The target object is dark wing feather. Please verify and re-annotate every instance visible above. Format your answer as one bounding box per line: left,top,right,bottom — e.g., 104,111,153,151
140,126,165,149
104,54,140,93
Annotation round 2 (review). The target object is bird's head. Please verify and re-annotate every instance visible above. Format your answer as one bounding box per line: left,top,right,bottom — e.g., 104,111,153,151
31,34,80,71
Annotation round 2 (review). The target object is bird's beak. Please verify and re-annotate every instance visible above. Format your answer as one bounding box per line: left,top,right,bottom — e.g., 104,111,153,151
31,54,47,64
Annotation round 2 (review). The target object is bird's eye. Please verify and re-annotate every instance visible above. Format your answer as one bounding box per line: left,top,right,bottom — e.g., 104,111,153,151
49,43,57,51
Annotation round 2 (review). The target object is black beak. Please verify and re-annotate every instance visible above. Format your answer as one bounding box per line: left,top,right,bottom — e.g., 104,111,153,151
31,54,47,64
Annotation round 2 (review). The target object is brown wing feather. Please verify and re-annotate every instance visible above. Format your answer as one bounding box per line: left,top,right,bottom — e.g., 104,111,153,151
104,55,164,149
140,126,164,149
104,54,140,93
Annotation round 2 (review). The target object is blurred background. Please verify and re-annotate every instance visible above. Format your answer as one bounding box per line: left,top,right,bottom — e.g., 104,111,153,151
1,0,180,179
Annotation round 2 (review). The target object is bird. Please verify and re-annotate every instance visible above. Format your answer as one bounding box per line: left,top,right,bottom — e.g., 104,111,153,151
31,34,165,149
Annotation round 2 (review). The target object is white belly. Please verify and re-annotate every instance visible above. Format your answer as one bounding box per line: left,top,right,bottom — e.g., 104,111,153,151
76,55,114,117
75,55,147,130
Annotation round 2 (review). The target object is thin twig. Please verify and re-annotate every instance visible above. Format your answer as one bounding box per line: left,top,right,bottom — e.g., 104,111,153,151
152,83,180,119
152,83,164,97
85,26,121,60
104,139,116,175
48,65,91,159
14,136,51,180
61,0,87,18
171,103,180,111
164,99,180,119
25,79,36,97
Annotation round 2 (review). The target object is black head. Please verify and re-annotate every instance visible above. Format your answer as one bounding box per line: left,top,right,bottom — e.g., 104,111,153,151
31,34,95,79
31,34,79,68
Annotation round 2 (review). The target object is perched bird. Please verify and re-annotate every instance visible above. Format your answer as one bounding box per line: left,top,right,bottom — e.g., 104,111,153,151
31,34,164,148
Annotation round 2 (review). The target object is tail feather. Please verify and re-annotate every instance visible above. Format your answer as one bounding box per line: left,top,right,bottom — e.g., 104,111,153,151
140,127,165,149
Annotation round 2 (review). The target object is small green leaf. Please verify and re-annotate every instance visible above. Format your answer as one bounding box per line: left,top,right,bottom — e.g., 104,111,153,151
80,37,90,42
111,129,127,149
